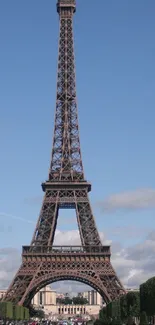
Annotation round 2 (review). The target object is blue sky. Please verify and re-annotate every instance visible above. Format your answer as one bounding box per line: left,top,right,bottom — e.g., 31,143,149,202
0,0,155,251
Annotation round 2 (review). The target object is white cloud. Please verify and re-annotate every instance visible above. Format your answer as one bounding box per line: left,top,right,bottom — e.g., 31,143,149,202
0,248,21,289
98,188,155,212
106,225,151,238
52,280,91,297
54,230,81,246
2,188,152,293
53,230,110,246
110,233,155,288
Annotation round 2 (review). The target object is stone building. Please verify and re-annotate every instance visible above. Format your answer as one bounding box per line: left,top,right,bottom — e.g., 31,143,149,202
32,285,56,306
0,289,7,300
82,290,102,305
55,304,101,317
0,287,102,318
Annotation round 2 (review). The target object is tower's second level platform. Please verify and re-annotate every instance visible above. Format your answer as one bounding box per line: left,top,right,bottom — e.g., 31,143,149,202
42,180,91,192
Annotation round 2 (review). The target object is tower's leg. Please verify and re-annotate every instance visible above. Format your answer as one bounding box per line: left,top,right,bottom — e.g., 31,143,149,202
3,267,33,304
75,191,102,246
31,198,59,246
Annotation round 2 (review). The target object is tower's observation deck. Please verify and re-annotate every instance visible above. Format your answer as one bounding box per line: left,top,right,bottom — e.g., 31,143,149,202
57,0,76,13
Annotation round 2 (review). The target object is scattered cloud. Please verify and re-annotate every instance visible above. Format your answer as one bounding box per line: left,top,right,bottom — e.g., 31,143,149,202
0,248,21,289
111,232,155,288
1,230,155,293
106,225,151,238
147,231,155,241
52,281,91,297
53,230,110,246
98,188,155,212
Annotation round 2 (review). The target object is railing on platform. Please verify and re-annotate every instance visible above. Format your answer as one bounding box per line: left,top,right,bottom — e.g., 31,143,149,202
22,245,111,255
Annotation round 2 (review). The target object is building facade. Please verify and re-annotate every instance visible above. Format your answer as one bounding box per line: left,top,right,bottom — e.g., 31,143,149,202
52,304,101,317
0,289,7,300
32,286,56,306
126,288,139,292
0,287,102,318
81,290,103,306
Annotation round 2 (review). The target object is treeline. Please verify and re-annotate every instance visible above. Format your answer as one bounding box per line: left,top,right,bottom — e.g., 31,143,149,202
95,276,155,325
56,296,88,305
0,302,29,321
29,304,45,319
95,291,140,325
140,277,155,318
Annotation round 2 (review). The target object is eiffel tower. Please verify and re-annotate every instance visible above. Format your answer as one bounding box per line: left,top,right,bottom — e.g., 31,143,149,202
3,0,125,306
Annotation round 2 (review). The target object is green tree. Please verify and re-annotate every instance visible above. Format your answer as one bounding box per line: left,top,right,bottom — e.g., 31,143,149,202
99,307,106,319
111,299,121,318
29,305,45,319
140,277,155,316
72,296,88,305
140,312,148,325
98,309,111,325
36,309,45,319
126,315,134,325
111,318,122,325
0,302,13,320
116,317,123,325
106,302,112,318
140,283,147,313
56,297,63,304
94,320,103,325
120,295,127,321
56,297,72,305
29,304,37,317
126,292,140,317
63,297,73,304
24,307,30,320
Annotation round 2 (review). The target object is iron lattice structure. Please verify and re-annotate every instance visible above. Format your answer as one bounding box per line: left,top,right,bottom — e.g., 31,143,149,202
3,0,125,306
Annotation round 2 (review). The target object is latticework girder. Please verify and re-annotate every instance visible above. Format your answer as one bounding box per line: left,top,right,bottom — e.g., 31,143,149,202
50,1,83,182
3,0,126,306
4,247,125,306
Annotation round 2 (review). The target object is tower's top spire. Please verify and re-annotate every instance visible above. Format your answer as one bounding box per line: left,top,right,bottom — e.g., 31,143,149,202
57,0,76,14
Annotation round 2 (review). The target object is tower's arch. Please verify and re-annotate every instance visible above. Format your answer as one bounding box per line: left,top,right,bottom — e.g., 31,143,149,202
21,272,111,306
